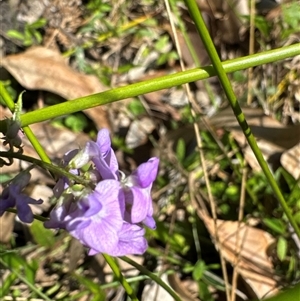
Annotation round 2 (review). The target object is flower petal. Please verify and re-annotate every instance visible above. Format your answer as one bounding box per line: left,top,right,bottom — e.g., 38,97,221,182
124,187,149,224
72,219,119,254
132,157,159,188
143,215,156,229
109,223,147,256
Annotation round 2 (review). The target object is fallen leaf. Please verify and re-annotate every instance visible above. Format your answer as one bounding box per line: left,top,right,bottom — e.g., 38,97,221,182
209,107,300,150
198,210,278,299
281,143,300,179
0,212,15,244
0,46,110,129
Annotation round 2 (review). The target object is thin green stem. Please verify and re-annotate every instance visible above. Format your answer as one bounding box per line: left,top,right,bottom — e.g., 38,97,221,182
6,208,48,222
0,81,15,111
183,0,300,238
22,126,52,163
13,43,300,127
0,151,90,186
0,258,52,301
102,254,139,301
120,256,182,301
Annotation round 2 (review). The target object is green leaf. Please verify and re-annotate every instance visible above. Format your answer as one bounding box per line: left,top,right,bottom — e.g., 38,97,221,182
277,236,287,261
28,18,47,29
65,114,88,132
127,99,146,116
224,185,239,202
263,218,286,235
192,260,206,281
154,35,169,52
73,273,106,301
262,283,300,301
198,280,214,301
176,138,186,163
0,271,17,298
6,30,25,41
29,220,55,247
254,16,271,37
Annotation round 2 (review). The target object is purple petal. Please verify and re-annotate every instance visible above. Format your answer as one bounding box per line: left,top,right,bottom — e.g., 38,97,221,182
72,219,119,254
93,129,119,179
44,196,75,229
0,188,15,216
132,157,159,188
92,180,125,226
109,223,148,256
96,129,111,152
143,215,156,229
124,187,149,224
16,197,34,223
68,180,125,254
93,154,119,180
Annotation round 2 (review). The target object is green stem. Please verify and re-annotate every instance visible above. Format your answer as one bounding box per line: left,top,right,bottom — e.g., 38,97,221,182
120,256,183,301
183,0,300,238
0,81,15,111
102,254,139,301
0,151,90,186
12,43,300,127
6,208,48,222
0,258,52,301
22,126,52,163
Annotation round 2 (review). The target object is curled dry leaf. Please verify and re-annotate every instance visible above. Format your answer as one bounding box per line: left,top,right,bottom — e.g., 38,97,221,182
198,210,278,299
0,46,110,129
281,143,300,180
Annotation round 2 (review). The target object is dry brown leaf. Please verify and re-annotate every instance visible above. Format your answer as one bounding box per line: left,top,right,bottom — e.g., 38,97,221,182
281,143,300,179
0,46,110,129
211,107,300,171
198,210,278,299
0,212,15,244
209,107,300,150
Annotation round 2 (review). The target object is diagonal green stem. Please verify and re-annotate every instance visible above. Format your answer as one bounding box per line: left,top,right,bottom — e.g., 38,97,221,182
8,43,299,128
120,256,182,301
0,257,52,301
102,254,139,301
183,0,300,238
0,151,90,186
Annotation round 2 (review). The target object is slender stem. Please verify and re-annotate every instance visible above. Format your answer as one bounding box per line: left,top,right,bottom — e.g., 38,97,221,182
183,0,300,239
0,151,90,186
102,254,139,301
0,257,52,301
0,81,15,111
6,208,48,222
22,126,52,163
13,43,300,128
120,256,183,301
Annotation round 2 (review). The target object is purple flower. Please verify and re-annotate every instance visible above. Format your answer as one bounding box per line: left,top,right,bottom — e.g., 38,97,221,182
45,180,147,256
0,172,43,223
70,129,119,180
123,157,159,229
46,129,159,256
